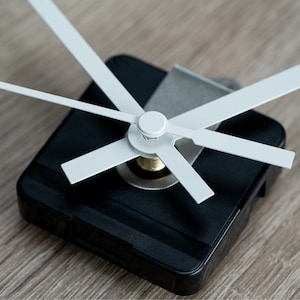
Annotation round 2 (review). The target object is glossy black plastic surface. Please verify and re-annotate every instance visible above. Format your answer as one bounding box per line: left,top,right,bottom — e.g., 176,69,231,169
17,56,284,295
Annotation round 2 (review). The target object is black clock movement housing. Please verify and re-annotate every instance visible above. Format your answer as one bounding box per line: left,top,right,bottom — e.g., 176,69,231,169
17,55,284,295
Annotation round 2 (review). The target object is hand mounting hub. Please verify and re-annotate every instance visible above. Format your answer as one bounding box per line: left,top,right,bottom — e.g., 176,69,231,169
137,111,168,139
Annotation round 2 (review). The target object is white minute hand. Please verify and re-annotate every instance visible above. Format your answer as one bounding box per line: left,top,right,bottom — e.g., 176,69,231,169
27,0,144,116
171,64,300,129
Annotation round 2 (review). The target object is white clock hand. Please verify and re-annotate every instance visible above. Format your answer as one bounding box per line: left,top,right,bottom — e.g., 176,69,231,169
167,124,295,169
62,138,139,184
171,64,300,129
155,144,214,204
27,0,144,116
0,81,137,124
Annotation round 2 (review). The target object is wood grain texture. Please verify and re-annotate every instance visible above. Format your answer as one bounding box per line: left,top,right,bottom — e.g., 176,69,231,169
0,0,300,298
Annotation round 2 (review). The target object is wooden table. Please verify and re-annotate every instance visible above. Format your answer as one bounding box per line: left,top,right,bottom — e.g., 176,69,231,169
0,1,299,298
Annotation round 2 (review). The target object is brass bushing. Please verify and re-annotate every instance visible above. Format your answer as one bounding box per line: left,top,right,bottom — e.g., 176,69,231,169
136,156,166,172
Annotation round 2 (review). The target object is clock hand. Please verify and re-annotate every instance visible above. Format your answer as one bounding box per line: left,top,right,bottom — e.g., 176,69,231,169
62,138,139,184
170,64,300,129
27,0,144,116
155,144,214,204
167,124,295,168
0,81,137,124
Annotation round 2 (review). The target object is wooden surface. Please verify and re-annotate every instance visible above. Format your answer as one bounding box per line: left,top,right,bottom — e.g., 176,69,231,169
0,1,300,298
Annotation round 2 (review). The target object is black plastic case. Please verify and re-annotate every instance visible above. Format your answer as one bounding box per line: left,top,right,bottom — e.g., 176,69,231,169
17,55,284,295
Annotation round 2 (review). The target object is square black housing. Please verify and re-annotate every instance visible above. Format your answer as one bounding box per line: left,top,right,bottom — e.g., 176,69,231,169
17,56,284,295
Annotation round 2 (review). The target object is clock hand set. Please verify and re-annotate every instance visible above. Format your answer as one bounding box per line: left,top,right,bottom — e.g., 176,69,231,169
0,0,298,204
0,76,295,170
0,67,297,204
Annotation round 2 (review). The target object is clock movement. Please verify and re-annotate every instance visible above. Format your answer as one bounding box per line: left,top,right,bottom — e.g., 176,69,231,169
0,0,299,296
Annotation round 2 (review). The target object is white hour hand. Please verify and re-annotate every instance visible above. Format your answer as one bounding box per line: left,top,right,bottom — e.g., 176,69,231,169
62,138,139,184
